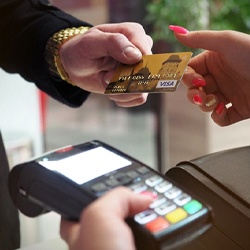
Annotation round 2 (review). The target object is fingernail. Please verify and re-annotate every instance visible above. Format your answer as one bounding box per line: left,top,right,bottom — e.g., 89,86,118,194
215,102,224,114
140,191,158,199
104,75,112,84
192,78,206,87
169,25,189,34
124,46,142,59
205,95,217,107
193,94,203,105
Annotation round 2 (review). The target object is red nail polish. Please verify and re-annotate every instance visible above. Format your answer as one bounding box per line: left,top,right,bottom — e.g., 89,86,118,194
193,94,203,105
192,78,206,87
169,25,189,34
215,102,224,114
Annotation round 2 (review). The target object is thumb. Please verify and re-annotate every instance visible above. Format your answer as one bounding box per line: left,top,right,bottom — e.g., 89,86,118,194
99,187,154,218
104,33,143,64
76,28,143,65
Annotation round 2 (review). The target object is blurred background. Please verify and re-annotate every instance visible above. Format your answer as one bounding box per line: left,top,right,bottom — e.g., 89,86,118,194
1,0,250,248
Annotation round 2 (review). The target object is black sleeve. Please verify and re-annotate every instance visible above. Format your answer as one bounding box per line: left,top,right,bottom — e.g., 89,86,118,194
0,132,20,250
0,0,93,107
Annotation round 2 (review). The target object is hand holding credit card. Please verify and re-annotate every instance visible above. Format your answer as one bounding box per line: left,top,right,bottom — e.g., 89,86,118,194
105,52,192,94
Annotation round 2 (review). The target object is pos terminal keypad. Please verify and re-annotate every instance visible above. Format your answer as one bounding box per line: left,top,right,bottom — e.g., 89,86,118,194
90,166,204,235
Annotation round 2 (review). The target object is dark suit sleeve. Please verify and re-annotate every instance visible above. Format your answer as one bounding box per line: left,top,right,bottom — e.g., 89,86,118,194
0,0,93,107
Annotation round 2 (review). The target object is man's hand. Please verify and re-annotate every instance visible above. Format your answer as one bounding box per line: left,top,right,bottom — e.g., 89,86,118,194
60,22,153,107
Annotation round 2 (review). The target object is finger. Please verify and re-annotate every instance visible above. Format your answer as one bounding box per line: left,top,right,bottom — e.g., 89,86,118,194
204,94,218,109
107,93,148,107
183,63,219,95
108,187,154,217
60,218,80,245
182,66,206,89
188,52,218,93
88,187,153,219
174,30,234,53
212,104,246,127
100,70,148,107
101,69,117,87
187,88,207,107
187,86,220,112
145,35,154,51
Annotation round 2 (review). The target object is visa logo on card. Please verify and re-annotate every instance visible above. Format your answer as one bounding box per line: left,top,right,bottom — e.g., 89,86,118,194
156,80,178,88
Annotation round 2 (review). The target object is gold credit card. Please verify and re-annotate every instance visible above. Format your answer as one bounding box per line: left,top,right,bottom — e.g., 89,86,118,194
105,52,192,94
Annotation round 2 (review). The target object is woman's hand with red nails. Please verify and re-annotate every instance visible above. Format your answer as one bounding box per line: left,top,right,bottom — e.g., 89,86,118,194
170,27,250,126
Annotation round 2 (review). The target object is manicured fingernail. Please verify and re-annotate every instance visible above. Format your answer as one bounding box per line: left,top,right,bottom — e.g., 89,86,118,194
205,95,217,107
215,102,224,114
124,46,142,58
169,25,189,34
193,94,203,105
192,78,206,87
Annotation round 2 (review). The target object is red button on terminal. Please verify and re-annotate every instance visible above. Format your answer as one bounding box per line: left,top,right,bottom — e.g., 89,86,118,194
145,217,169,233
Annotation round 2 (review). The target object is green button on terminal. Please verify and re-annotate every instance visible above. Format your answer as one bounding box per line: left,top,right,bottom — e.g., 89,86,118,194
184,200,202,214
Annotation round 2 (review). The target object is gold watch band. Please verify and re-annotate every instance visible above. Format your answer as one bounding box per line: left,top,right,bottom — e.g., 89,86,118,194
45,26,90,86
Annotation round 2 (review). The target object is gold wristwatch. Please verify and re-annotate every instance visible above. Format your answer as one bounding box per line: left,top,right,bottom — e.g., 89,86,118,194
45,26,90,86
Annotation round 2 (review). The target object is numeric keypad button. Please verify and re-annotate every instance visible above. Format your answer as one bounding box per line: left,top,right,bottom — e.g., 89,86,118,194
134,210,158,224
154,201,177,216
164,187,182,199
145,175,163,187
155,180,172,193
